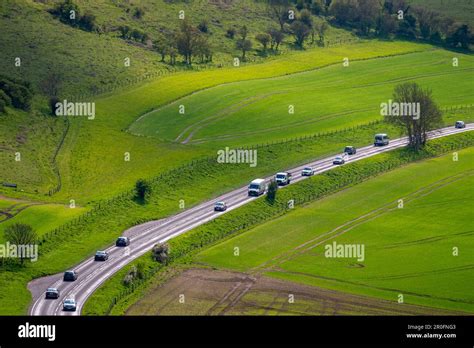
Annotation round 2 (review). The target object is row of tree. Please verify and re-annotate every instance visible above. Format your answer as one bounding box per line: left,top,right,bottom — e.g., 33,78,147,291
326,0,471,49
265,0,472,49
154,20,213,65
266,1,329,48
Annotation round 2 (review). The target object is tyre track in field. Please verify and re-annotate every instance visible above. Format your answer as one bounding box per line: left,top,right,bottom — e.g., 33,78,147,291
176,91,288,144
186,107,374,145
380,229,474,250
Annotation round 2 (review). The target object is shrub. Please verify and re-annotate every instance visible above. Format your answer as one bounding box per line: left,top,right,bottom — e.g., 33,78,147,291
135,179,151,201
225,28,236,39
78,11,96,31
266,179,278,203
133,7,145,19
152,243,169,264
198,19,209,33
0,89,12,107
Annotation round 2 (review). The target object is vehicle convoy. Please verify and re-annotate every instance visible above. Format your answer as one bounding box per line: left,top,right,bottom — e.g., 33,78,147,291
333,156,345,165
248,179,266,196
344,146,356,155
45,288,60,299
94,250,109,261
116,236,130,247
455,121,466,128
374,133,389,146
275,172,292,186
63,271,77,281
214,201,227,211
63,298,77,311
301,167,314,176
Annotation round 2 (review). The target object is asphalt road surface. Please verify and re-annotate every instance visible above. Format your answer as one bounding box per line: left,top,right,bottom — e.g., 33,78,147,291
29,124,473,316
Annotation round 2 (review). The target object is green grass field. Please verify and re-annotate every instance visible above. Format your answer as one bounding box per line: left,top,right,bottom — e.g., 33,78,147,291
0,200,86,242
130,49,474,147
197,147,474,312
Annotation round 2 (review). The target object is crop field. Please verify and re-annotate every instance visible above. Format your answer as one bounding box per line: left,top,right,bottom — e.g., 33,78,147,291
196,147,474,313
126,268,463,316
130,49,474,147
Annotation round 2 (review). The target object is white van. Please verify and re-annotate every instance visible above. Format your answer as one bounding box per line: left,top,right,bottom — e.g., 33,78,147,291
275,172,292,186
248,179,266,196
374,133,389,146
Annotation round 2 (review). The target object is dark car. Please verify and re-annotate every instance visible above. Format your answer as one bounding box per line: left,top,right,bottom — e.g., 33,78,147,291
344,146,356,155
45,287,60,299
94,250,109,261
116,236,130,247
63,270,77,281
214,201,227,212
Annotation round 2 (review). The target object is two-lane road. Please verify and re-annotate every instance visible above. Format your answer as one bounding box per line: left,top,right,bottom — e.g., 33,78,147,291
29,124,473,315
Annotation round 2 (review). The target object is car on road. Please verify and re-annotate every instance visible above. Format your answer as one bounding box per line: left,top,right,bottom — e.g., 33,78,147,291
115,236,130,247
344,146,356,155
455,121,466,129
45,288,60,299
374,133,389,146
63,270,77,281
94,250,109,261
63,298,76,311
214,201,227,212
275,172,292,186
333,156,345,165
248,179,266,196
301,167,314,176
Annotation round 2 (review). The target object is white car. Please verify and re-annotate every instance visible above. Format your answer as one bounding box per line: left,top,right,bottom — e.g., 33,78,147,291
63,298,76,311
301,167,314,176
333,156,345,165
214,201,227,212
455,121,465,129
